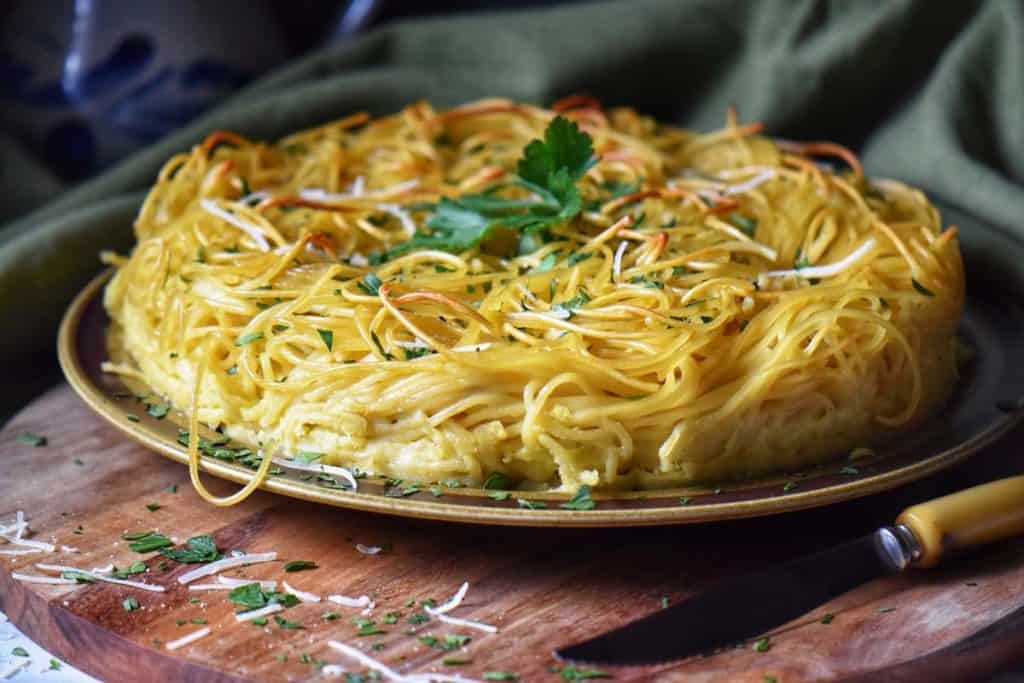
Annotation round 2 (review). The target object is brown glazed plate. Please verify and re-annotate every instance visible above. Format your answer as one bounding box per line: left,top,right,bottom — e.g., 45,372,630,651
58,262,1024,527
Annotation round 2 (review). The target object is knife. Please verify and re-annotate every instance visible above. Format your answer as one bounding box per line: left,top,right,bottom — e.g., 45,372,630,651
555,475,1024,666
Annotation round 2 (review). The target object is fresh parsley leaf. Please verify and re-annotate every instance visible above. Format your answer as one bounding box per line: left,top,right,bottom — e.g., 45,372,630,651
483,672,520,681
122,530,156,541
518,116,596,186
11,647,29,657
160,535,220,563
294,451,322,464
317,329,334,351
16,431,46,447
752,636,771,652
386,117,595,259
488,491,511,501
821,613,834,624
145,502,162,512
49,659,61,671
284,560,317,573
560,485,596,510
516,498,547,510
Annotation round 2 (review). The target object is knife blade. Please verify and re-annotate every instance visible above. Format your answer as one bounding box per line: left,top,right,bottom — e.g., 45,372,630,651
554,527,914,666
556,474,1024,667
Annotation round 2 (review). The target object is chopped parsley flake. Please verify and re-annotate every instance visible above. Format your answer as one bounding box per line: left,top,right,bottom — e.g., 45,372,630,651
235,331,265,346
752,637,771,652
483,472,513,490
357,273,383,296
145,403,170,419
160,534,220,563
560,666,612,680
284,560,318,572
16,431,46,447
317,329,334,351
560,485,596,510
128,532,174,553
273,615,305,630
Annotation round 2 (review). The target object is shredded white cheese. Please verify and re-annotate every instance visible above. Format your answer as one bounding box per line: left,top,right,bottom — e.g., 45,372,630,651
199,199,270,252
11,572,77,585
239,190,271,205
234,602,283,623
327,594,373,609
451,343,493,353
723,169,775,196
424,582,499,634
374,203,417,238
283,580,321,603
429,582,469,615
34,563,165,592
300,178,419,202
321,664,347,678
431,613,499,634
216,575,277,590
165,626,211,651
189,579,277,592
326,640,484,683
612,240,629,282
757,237,877,287
0,659,28,680
176,552,278,585
355,544,382,555
272,457,359,491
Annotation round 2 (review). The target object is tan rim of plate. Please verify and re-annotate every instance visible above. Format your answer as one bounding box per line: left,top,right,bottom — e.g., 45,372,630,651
56,269,1016,527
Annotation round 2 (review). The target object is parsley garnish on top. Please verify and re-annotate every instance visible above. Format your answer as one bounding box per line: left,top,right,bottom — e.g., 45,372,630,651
384,117,596,259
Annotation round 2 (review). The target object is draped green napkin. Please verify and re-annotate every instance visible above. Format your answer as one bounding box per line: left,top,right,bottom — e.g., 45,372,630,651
3,0,1023,420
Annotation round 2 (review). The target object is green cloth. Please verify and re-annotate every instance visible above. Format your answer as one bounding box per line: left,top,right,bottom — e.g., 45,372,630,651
3,0,1024,419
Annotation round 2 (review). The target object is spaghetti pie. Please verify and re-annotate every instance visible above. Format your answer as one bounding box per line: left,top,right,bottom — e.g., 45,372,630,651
102,97,965,503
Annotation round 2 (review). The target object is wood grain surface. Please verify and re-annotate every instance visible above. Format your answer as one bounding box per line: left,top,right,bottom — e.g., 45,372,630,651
1,385,1023,682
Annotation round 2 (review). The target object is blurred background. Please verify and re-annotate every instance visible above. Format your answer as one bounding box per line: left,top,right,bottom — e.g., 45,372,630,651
0,1,579,185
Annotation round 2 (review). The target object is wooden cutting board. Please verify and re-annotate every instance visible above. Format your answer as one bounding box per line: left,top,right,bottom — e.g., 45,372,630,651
1,385,1023,683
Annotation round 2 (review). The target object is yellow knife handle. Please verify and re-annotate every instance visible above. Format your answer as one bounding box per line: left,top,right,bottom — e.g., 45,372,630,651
896,475,1024,568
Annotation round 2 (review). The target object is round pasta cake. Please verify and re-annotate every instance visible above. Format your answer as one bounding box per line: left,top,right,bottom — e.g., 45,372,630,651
103,97,965,501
